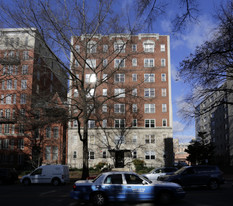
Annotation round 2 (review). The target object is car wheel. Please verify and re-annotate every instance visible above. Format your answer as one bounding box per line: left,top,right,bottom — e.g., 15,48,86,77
92,193,106,206
158,191,172,205
52,178,60,186
208,179,219,190
23,178,31,186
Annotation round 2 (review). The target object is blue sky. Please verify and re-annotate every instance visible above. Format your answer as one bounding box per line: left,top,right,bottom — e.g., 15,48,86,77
121,0,228,143
158,0,228,143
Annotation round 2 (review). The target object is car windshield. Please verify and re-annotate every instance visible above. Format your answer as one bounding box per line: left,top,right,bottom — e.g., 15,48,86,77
92,174,102,183
140,175,152,184
174,167,187,175
149,169,156,174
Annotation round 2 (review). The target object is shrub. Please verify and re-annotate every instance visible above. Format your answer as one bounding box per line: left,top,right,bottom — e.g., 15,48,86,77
133,159,145,172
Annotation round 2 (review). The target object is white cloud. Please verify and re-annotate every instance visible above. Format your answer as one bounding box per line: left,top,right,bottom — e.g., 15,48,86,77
173,121,185,133
173,15,217,51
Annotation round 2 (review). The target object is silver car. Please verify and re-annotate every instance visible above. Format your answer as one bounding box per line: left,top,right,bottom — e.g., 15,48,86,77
143,167,178,181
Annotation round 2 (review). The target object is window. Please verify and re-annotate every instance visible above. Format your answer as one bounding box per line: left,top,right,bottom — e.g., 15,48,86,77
13,94,16,104
114,119,125,128
7,80,12,90
2,139,9,149
102,119,107,128
103,74,108,81
145,151,155,159
6,95,12,104
144,88,155,97
103,45,108,52
161,59,166,67
87,41,97,53
145,104,155,113
132,74,137,82
18,139,24,150
162,88,167,97
143,41,155,52
144,59,154,67
10,139,14,150
115,136,125,144
45,146,51,160
1,94,4,104
8,66,13,75
132,119,137,127
145,135,155,144
20,94,26,104
75,45,80,52
53,127,59,138
132,104,137,113
162,104,167,112
144,73,155,82
2,80,5,90
86,59,96,69
102,104,107,112
125,174,143,184
88,151,95,160
103,59,108,67
145,119,155,128
23,51,29,60
74,89,78,97
73,151,77,159
22,65,28,75
132,58,137,66
114,41,125,53
88,120,95,128
162,119,167,127
85,74,97,83
114,104,125,113
161,73,166,81
74,60,79,67
132,44,137,52
103,89,107,96
20,109,25,117
103,151,107,158
131,135,137,145
114,74,125,83
15,66,18,75
105,174,123,184
132,151,137,159
86,88,95,98
114,59,125,68
14,80,17,89
4,124,10,134
46,127,51,138
160,44,165,52
5,109,10,118
132,88,137,96
52,146,58,160
21,80,27,90
19,124,24,134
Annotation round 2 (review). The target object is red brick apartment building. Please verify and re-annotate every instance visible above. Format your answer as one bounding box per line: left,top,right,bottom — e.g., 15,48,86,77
0,28,67,169
68,33,173,169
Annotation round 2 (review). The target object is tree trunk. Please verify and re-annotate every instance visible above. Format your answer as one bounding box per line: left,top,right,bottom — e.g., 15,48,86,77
81,125,89,179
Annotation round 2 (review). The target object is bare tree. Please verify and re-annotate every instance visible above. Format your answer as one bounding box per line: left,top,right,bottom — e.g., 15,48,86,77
0,0,202,179
178,1,233,119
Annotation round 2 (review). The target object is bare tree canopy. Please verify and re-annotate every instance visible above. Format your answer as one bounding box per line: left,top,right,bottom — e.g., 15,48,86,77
178,1,233,119
0,0,203,179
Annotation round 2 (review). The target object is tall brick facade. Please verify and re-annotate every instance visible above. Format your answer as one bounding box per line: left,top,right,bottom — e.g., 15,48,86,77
0,28,67,169
68,33,173,169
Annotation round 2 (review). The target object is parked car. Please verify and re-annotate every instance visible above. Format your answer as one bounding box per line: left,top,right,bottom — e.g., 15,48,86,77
0,168,18,184
157,165,224,190
70,171,185,205
20,164,69,186
142,167,178,181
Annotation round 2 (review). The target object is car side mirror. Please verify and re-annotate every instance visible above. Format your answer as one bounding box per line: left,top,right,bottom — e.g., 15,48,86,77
142,180,148,185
